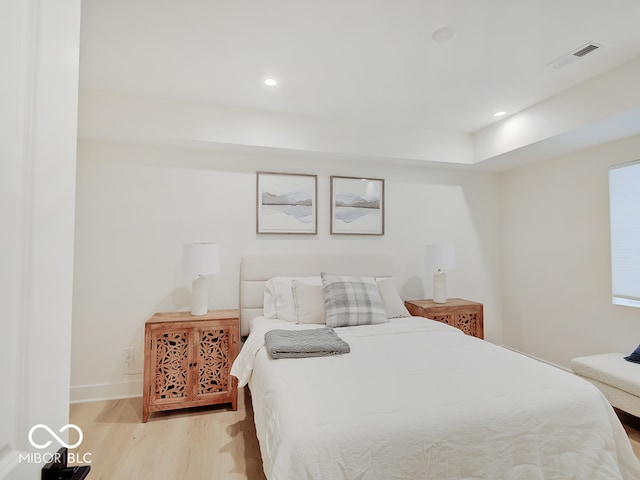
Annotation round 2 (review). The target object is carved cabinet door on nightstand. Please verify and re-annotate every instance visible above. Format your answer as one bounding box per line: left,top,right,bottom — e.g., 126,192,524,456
404,299,484,339
192,325,235,403
143,310,239,422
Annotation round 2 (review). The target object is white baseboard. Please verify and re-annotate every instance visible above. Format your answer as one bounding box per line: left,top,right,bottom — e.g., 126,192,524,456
501,345,572,373
70,379,143,404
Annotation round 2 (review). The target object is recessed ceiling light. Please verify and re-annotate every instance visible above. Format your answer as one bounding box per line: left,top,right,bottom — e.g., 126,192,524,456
264,78,277,87
494,111,507,117
432,26,457,43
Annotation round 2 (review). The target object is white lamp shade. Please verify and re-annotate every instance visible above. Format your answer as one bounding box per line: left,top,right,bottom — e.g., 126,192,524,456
181,243,221,276
426,243,456,271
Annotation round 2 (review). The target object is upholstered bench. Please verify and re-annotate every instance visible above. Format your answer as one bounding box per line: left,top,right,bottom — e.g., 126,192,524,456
571,353,640,418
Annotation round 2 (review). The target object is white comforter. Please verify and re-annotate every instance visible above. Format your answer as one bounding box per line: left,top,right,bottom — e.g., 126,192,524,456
231,317,640,480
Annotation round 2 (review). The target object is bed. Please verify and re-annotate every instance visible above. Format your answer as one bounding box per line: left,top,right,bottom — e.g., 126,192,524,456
232,252,640,480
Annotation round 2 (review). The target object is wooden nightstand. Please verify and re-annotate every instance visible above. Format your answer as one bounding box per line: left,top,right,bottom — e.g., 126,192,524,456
405,298,484,339
142,309,239,422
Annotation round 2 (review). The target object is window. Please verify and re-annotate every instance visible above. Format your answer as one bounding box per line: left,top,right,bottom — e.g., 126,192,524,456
609,159,640,307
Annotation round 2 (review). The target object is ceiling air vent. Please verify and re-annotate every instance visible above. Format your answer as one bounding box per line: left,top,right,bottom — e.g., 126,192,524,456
547,41,605,69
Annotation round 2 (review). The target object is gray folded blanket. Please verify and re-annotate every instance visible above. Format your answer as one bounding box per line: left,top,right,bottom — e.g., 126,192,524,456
265,327,350,359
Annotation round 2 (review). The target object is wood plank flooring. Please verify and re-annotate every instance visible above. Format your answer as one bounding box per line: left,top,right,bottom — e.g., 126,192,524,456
69,387,266,480
70,388,640,480
619,409,640,459
625,425,640,458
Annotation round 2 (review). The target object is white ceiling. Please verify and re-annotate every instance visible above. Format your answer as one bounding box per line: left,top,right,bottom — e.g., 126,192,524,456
79,0,640,166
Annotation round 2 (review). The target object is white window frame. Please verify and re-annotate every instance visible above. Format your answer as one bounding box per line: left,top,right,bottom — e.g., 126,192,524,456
609,159,640,308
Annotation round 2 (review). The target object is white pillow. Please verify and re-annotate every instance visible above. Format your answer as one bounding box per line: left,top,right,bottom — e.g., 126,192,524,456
263,275,408,322
263,276,322,322
292,281,326,324
376,278,411,318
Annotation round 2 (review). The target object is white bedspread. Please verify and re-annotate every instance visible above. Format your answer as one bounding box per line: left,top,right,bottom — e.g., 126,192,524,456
231,317,640,480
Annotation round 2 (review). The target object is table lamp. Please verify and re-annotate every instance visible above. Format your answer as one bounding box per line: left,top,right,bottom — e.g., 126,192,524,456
426,243,456,304
181,242,221,315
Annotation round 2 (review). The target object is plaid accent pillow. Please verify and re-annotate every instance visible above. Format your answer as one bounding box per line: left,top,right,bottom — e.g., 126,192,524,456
321,272,388,327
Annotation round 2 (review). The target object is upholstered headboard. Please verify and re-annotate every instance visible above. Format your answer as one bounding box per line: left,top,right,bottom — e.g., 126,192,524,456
239,251,394,335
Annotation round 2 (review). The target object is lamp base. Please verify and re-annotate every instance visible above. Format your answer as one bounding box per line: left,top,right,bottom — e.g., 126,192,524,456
433,270,447,304
191,275,208,316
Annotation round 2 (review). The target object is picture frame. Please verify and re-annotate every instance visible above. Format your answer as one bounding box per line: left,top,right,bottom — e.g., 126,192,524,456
330,176,385,235
256,172,317,234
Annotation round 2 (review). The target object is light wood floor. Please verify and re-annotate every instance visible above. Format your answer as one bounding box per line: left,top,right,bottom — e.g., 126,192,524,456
70,389,640,480
69,387,266,480
625,425,640,458
620,410,640,459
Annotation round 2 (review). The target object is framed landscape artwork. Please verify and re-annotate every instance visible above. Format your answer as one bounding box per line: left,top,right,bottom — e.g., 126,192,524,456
330,176,384,235
256,172,317,234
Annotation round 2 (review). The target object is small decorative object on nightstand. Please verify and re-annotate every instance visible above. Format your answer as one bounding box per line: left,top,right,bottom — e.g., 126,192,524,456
426,244,456,303
142,309,239,422
181,242,221,316
405,298,483,339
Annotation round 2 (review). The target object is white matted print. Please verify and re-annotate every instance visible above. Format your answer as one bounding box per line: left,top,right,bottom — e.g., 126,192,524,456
331,176,384,235
257,172,317,234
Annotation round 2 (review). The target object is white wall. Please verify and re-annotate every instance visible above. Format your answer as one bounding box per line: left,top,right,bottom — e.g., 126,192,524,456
0,0,28,472
501,134,640,368
473,58,640,164
71,139,503,402
0,0,80,478
79,89,474,166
